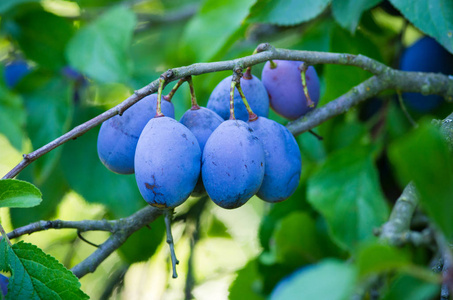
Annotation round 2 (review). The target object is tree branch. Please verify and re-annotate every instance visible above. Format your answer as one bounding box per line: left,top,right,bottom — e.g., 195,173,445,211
3,45,453,179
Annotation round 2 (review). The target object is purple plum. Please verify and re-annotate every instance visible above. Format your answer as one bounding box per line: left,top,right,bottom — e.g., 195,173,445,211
202,120,265,209
261,60,320,120
249,117,301,202
0,274,8,296
135,117,201,209
97,94,174,174
207,75,269,121
180,106,224,196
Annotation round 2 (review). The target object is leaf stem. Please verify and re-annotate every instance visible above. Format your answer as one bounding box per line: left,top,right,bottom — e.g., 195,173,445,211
0,221,12,247
164,209,179,278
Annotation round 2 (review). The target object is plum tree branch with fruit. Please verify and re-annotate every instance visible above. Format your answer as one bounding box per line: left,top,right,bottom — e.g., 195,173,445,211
3,43,453,281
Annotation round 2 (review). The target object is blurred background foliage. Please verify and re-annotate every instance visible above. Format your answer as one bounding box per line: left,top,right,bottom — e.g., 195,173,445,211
0,0,453,299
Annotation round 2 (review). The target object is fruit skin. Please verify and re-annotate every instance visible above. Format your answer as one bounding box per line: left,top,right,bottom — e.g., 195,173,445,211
0,274,8,296
4,60,31,88
97,94,174,174
202,119,265,209
261,60,320,120
207,75,269,121
135,116,201,209
249,117,301,202
180,107,224,196
400,36,453,112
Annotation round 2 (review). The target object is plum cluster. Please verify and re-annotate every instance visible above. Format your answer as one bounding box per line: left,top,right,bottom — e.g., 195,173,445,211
97,60,320,210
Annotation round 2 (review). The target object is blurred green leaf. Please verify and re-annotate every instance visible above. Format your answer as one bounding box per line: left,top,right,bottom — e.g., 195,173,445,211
11,166,69,227
272,212,326,266
66,6,137,83
389,121,453,240
13,10,74,69
0,179,42,208
0,240,88,299
390,0,453,53
21,74,73,183
307,146,389,250
61,106,145,217
332,0,382,33
118,217,165,264
249,0,330,26
381,274,439,300
229,260,265,300
181,0,256,62
356,242,410,278
270,259,356,300
0,85,25,151
0,0,39,14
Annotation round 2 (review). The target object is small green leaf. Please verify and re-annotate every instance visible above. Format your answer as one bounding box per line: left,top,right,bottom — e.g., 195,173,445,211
307,146,389,251
229,260,265,300
357,242,410,278
248,0,330,26
181,0,256,62
270,259,357,300
389,121,453,240
0,240,88,299
0,179,42,208
66,6,137,83
381,274,440,300
332,0,383,33
12,10,74,69
389,0,453,53
0,85,26,151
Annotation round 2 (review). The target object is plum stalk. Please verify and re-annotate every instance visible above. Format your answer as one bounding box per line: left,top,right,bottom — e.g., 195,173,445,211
299,62,315,108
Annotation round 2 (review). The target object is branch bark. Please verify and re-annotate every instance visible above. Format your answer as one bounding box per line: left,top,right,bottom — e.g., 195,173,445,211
3,45,453,179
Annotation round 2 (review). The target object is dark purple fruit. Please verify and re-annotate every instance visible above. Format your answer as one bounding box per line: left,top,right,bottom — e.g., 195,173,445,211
261,60,320,120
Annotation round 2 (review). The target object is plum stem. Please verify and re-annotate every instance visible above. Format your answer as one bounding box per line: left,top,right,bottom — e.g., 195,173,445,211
164,78,186,102
187,76,200,110
269,60,277,69
396,90,418,128
164,209,179,279
156,77,166,118
236,82,258,122
244,47,262,79
299,62,315,108
308,129,323,140
229,79,237,120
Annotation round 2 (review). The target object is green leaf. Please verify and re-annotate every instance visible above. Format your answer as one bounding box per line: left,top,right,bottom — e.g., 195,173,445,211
66,6,137,83
332,0,382,33
307,146,389,251
356,242,410,278
0,85,26,151
381,274,440,300
270,259,356,300
180,0,256,62
0,179,42,208
0,0,39,14
229,260,265,300
389,121,453,240
272,212,328,266
13,10,74,69
0,240,88,299
11,166,69,227
118,217,165,264
248,0,330,26
389,0,453,53
61,106,145,217
21,74,73,183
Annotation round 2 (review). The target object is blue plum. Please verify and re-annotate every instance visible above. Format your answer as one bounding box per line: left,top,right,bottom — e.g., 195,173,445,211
180,106,224,196
249,117,301,202
400,36,453,112
135,117,201,209
0,274,8,296
4,60,31,88
202,120,265,209
261,60,320,120
207,75,269,121
97,94,174,174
